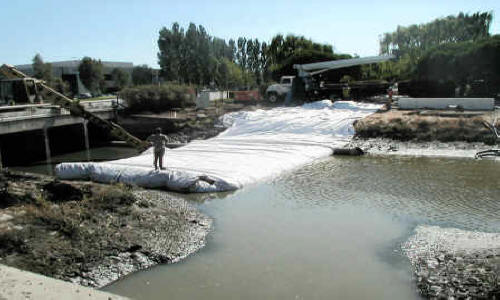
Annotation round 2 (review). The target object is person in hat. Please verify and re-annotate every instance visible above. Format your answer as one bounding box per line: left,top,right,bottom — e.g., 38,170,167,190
146,127,170,170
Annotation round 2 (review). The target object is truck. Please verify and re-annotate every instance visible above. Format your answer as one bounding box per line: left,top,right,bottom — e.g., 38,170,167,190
265,76,295,103
265,55,396,102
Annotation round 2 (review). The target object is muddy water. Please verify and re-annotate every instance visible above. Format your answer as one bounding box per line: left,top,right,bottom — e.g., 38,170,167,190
103,155,500,299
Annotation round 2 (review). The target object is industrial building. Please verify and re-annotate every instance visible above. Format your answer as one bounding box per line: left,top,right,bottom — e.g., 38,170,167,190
14,60,134,96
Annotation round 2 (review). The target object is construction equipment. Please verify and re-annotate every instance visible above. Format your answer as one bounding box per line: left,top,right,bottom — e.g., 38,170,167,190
0,64,150,151
475,113,500,159
266,55,396,102
293,55,396,78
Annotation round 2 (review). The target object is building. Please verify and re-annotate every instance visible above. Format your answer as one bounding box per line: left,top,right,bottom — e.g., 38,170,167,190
15,60,134,96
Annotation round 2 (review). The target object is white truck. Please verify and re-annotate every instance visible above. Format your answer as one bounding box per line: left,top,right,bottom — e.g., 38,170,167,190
265,76,295,103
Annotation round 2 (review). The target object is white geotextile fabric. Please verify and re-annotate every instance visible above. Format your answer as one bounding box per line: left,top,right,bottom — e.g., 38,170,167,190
56,100,381,192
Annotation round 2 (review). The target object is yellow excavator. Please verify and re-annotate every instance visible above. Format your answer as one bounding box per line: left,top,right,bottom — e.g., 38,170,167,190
0,64,150,151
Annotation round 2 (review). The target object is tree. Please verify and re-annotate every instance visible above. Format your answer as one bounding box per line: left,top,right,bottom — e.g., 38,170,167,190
376,11,494,81
32,54,72,96
158,22,247,87
380,11,493,58
219,58,245,89
237,37,247,70
260,42,271,82
111,68,130,90
51,77,71,95
415,35,500,91
78,57,104,94
32,54,53,82
158,22,184,82
156,22,338,88
132,65,153,85
227,39,237,62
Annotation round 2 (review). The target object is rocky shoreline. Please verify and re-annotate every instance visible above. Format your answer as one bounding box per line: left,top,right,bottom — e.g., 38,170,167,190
403,226,500,299
350,110,499,299
0,170,212,288
348,137,497,158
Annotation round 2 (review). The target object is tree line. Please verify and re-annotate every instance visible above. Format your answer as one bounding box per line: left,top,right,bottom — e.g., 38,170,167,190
157,22,344,89
370,11,494,81
32,10,496,99
380,12,492,58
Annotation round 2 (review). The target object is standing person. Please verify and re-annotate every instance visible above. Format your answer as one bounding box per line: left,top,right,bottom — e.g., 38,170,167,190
147,127,169,170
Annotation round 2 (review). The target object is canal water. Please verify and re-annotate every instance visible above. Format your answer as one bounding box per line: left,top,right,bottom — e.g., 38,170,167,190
11,146,138,175
91,154,499,299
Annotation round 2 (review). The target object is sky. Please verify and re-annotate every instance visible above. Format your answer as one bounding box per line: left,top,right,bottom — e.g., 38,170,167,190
1,0,499,68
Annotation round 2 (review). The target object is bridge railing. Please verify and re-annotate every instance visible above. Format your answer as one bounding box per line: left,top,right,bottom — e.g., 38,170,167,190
0,99,120,122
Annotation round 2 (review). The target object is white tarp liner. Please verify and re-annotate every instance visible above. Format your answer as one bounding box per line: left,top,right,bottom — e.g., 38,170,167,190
56,100,380,192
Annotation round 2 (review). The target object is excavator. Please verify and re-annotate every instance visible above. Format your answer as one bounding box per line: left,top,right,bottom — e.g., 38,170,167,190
0,64,150,151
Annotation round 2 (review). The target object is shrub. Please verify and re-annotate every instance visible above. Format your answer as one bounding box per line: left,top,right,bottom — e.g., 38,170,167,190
120,84,196,113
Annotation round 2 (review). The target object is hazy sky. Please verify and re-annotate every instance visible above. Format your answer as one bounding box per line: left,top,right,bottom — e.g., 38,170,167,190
1,0,499,67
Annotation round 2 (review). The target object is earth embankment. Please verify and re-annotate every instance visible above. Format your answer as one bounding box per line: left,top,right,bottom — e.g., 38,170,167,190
354,109,498,144
0,170,212,288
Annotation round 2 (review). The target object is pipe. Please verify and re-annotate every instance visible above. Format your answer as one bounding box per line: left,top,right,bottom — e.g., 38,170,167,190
332,147,365,156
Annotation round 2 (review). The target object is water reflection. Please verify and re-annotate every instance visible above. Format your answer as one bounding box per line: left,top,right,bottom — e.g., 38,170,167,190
278,156,500,232
11,146,138,175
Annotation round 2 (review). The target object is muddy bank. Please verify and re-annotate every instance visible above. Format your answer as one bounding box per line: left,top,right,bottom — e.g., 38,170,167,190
0,170,211,288
354,109,498,144
403,226,500,299
119,101,274,143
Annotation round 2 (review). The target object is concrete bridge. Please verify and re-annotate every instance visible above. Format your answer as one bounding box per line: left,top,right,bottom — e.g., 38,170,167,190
0,99,119,168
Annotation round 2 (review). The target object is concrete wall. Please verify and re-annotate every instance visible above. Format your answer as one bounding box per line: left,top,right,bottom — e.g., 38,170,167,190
0,264,129,300
398,98,495,111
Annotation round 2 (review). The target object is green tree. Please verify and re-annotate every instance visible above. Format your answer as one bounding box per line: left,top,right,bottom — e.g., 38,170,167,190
415,35,500,91
157,22,339,88
158,22,247,87
78,57,104,94
51,77,71,96
267,34,334,71
32,54,53,83
380,11,493,58
32,54,72,96
111,68,130,90
237,37,247,71
132,65,153,85
376,11,493,81
260,42,270,82
219,58,245,89
227,38,237,62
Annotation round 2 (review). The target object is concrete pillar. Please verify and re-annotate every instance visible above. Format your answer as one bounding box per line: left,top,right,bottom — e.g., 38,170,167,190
83,120,91,161
42,127,53,175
